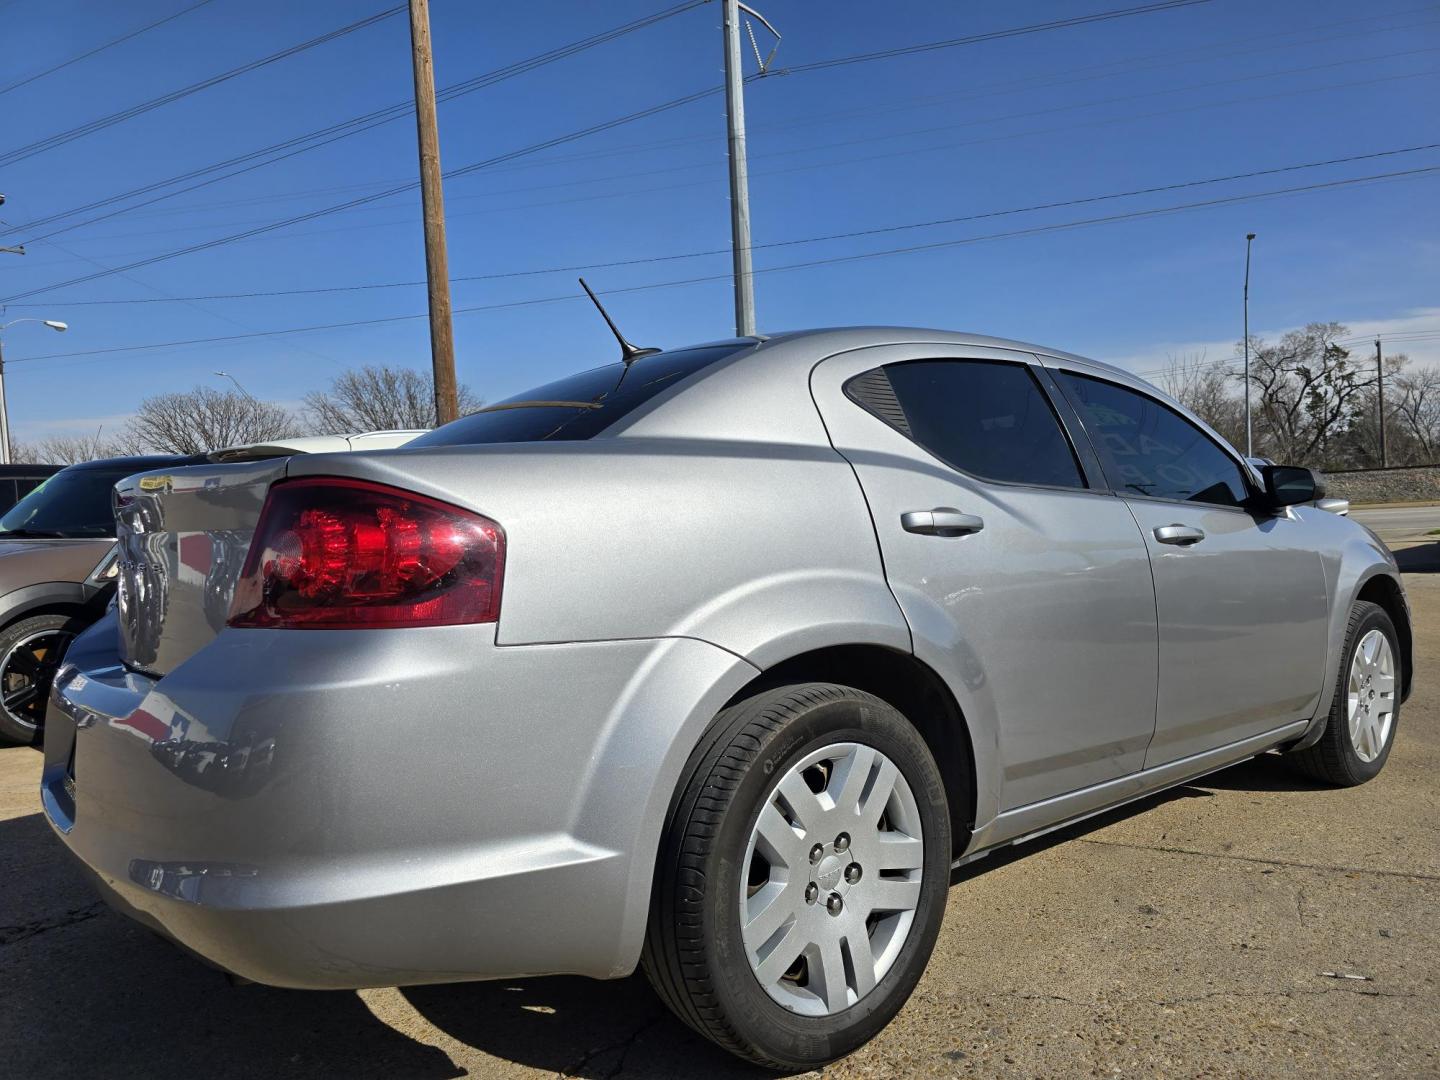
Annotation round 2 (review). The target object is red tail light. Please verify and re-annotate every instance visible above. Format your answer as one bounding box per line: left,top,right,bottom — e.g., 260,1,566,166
227,477,504,629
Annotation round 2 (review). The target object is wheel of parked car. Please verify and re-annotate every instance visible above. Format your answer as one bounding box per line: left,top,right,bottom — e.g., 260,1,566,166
643,682,951,1070
1286,600,1402,786
0,613,82,746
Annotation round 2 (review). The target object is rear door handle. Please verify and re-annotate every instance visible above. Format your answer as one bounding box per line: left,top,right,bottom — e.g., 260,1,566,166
901,508,985,536
1154,523,1205,545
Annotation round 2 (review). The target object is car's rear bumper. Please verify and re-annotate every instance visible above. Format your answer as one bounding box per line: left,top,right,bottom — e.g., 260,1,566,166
43,611,753,988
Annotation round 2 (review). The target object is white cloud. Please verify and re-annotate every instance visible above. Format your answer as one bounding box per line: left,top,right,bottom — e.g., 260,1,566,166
1107,307,1440,382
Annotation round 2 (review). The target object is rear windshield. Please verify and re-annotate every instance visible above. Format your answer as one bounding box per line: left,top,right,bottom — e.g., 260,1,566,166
0,467,136,539
409,344,743,447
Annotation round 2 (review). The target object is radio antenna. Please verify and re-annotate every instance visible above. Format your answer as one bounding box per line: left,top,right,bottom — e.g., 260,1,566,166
578,278,660,365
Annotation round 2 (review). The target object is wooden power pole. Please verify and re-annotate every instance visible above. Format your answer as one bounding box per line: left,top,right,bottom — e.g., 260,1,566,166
408,0,459,426
1377,336,1388,468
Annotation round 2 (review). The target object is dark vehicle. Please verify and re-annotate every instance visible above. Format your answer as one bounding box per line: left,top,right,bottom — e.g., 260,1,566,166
0,455,205,744
0,463,63,515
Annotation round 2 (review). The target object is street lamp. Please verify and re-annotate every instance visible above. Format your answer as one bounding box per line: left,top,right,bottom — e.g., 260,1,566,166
214,370,257,402
0,318,69,465
1243,232,1256,458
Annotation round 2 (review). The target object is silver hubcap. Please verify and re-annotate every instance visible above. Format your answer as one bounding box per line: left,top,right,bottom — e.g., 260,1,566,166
1,628,75,730
1348,628,1396,763
739,742,924,1016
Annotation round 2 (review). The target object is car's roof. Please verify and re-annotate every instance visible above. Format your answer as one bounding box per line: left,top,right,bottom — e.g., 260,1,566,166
0,464,63,476
751,326,1133,378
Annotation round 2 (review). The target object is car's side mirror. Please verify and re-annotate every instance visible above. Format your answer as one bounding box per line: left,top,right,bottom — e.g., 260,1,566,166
1259,464,1325,508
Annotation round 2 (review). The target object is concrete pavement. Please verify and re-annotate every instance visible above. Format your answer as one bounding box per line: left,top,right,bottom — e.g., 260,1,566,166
1351,504,1440,544
2,587,1437,1078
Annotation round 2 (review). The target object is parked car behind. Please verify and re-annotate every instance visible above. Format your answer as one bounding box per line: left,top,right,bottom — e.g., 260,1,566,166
0,454,205,744
43,329,1409,1070
0,432,424,745
0,463,63,515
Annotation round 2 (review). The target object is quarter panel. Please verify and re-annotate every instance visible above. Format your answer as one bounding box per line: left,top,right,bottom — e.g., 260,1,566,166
286,440,906,661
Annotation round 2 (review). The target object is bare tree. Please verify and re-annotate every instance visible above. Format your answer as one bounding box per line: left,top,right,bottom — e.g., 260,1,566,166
303,365,481,434
1243,322,1374,467
1157,351,1245,449
124,387,299,454
1389,357,1440,464
16,431,134,465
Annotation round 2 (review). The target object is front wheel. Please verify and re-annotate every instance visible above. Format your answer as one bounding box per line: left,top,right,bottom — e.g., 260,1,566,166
0,613,82,746
642,683,951,1070
1287,600,1401,786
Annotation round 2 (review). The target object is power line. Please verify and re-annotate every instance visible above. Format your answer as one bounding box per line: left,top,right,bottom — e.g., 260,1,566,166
19,142,1440,306
0,5,406,169
0,0,217,98
10,164,1437,367
5,0,711,245
40,41,1440,252
779,0,1213,75
58,2,1440,226
5,0,1211,247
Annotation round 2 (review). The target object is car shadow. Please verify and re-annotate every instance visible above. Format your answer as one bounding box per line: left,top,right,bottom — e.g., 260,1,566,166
1392,542,1440,573
1,750,1325,1079
0,811,464,1080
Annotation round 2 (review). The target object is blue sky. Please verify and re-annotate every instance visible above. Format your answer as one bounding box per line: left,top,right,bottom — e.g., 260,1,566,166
0,0,1436,441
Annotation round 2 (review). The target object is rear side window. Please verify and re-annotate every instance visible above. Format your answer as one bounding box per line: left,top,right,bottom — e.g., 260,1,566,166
409,344,744,447
1059,372,1249,507
849,359,1084,489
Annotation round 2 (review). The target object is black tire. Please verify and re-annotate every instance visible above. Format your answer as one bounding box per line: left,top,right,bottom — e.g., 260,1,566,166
1287,600,1401,786
642,682,951,1071
0,612,83,747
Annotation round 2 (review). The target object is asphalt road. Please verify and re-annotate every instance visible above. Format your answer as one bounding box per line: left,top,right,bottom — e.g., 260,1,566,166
2,584,1437,1078
1351,505,1440,543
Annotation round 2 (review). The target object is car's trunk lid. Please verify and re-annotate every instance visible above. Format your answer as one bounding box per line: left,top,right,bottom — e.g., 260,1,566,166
115,458,288,676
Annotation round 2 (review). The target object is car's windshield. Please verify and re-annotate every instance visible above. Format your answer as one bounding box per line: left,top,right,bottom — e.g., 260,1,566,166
0,468,133,539
408,344,746,447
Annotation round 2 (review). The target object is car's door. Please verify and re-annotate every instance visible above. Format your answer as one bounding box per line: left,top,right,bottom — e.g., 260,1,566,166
1050,364,1329,766
811,345,1159,814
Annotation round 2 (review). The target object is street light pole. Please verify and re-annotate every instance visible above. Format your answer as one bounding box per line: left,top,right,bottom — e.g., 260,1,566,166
214,370,259,403
1242,232,1256,458
0,318,68,465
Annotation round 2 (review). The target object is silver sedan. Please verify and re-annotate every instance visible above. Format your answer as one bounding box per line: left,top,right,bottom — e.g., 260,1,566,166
43,328,1409,1071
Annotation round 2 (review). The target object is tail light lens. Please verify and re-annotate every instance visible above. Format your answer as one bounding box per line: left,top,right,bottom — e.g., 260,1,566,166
227,477,504,629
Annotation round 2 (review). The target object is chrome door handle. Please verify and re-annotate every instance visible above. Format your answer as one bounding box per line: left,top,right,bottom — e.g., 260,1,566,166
901,508,985,536
1154,524,1205,545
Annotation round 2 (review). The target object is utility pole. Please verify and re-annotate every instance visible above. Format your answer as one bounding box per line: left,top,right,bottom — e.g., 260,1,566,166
1242,232,1256,457
722,0,756,338
1377,336,1388,468
721,2,778,338
407,0,459,426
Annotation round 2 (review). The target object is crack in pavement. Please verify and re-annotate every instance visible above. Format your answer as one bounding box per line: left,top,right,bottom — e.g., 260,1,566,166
1074,837,1440,882
557,1011,668,1079
0,901,106,946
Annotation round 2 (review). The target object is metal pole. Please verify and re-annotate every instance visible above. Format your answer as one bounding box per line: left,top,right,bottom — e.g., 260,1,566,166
408,0,459,426
723,0,756,338
0,336,10,465
1377,336,1388,468
1243,232,1255,457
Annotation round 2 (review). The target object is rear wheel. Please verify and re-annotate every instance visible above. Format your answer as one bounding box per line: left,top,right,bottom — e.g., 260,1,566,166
1287,600,1401,786
642,683,950,1070
0,613,81,746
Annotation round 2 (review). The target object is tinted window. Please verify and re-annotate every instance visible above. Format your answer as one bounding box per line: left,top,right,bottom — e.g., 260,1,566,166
0,467,137,539
410,344,744,448
1060,373,1249,506
866,360,1084,488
